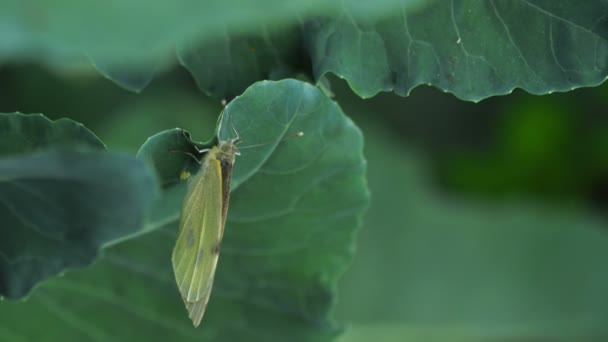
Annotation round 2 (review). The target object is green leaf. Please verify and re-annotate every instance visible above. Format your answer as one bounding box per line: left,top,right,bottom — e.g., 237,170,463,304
306,0,608,101
0,113,159,299
94,85,220,154
0,112,105,154
7,0,607,101
0,0,424,68
90,57,158,93
132,0,608,100
0,79,369,341
334,112,608,340
177,25,304,99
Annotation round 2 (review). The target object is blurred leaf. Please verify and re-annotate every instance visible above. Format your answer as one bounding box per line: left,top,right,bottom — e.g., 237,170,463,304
305,0,608,101
42,0,608,101
0,112,105,154
339,323,607,342
0,113,159,299
93,85,219,153
0,0,425,68
335,113,608,340
439,97,587,200
0,64,137,130
5,1,607,101
500,101,574,165
0,80,369,341
178,25,303,99
90,56,159,93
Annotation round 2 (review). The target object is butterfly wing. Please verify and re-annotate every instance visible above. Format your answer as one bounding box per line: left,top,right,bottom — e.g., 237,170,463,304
172,150,224,327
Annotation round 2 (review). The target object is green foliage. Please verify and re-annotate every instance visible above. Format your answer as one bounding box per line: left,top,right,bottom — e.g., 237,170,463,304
2,0,608,341
4,1,607,100
0,0,424,66
307,0,608,101
439,91,608,203
334,87,608,341
0,113,158,298
178,26,303,99
0,80,368,341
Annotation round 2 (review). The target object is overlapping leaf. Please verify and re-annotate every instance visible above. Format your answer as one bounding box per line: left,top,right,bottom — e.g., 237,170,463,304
0,113,158,298
176,0,608,101
306,0,608,101
0,80,369,341
0,0,424,67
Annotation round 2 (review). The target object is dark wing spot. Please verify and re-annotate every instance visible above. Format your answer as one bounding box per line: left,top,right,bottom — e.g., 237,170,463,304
212,241,222,255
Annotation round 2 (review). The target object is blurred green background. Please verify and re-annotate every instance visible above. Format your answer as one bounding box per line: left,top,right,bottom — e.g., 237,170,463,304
2,63,608,340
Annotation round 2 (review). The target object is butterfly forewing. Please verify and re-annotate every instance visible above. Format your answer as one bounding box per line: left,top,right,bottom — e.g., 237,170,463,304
172,147,224,326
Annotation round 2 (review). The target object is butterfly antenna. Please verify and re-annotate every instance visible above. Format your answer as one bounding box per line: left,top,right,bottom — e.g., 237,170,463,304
218,99,239,141
229,111,240,141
